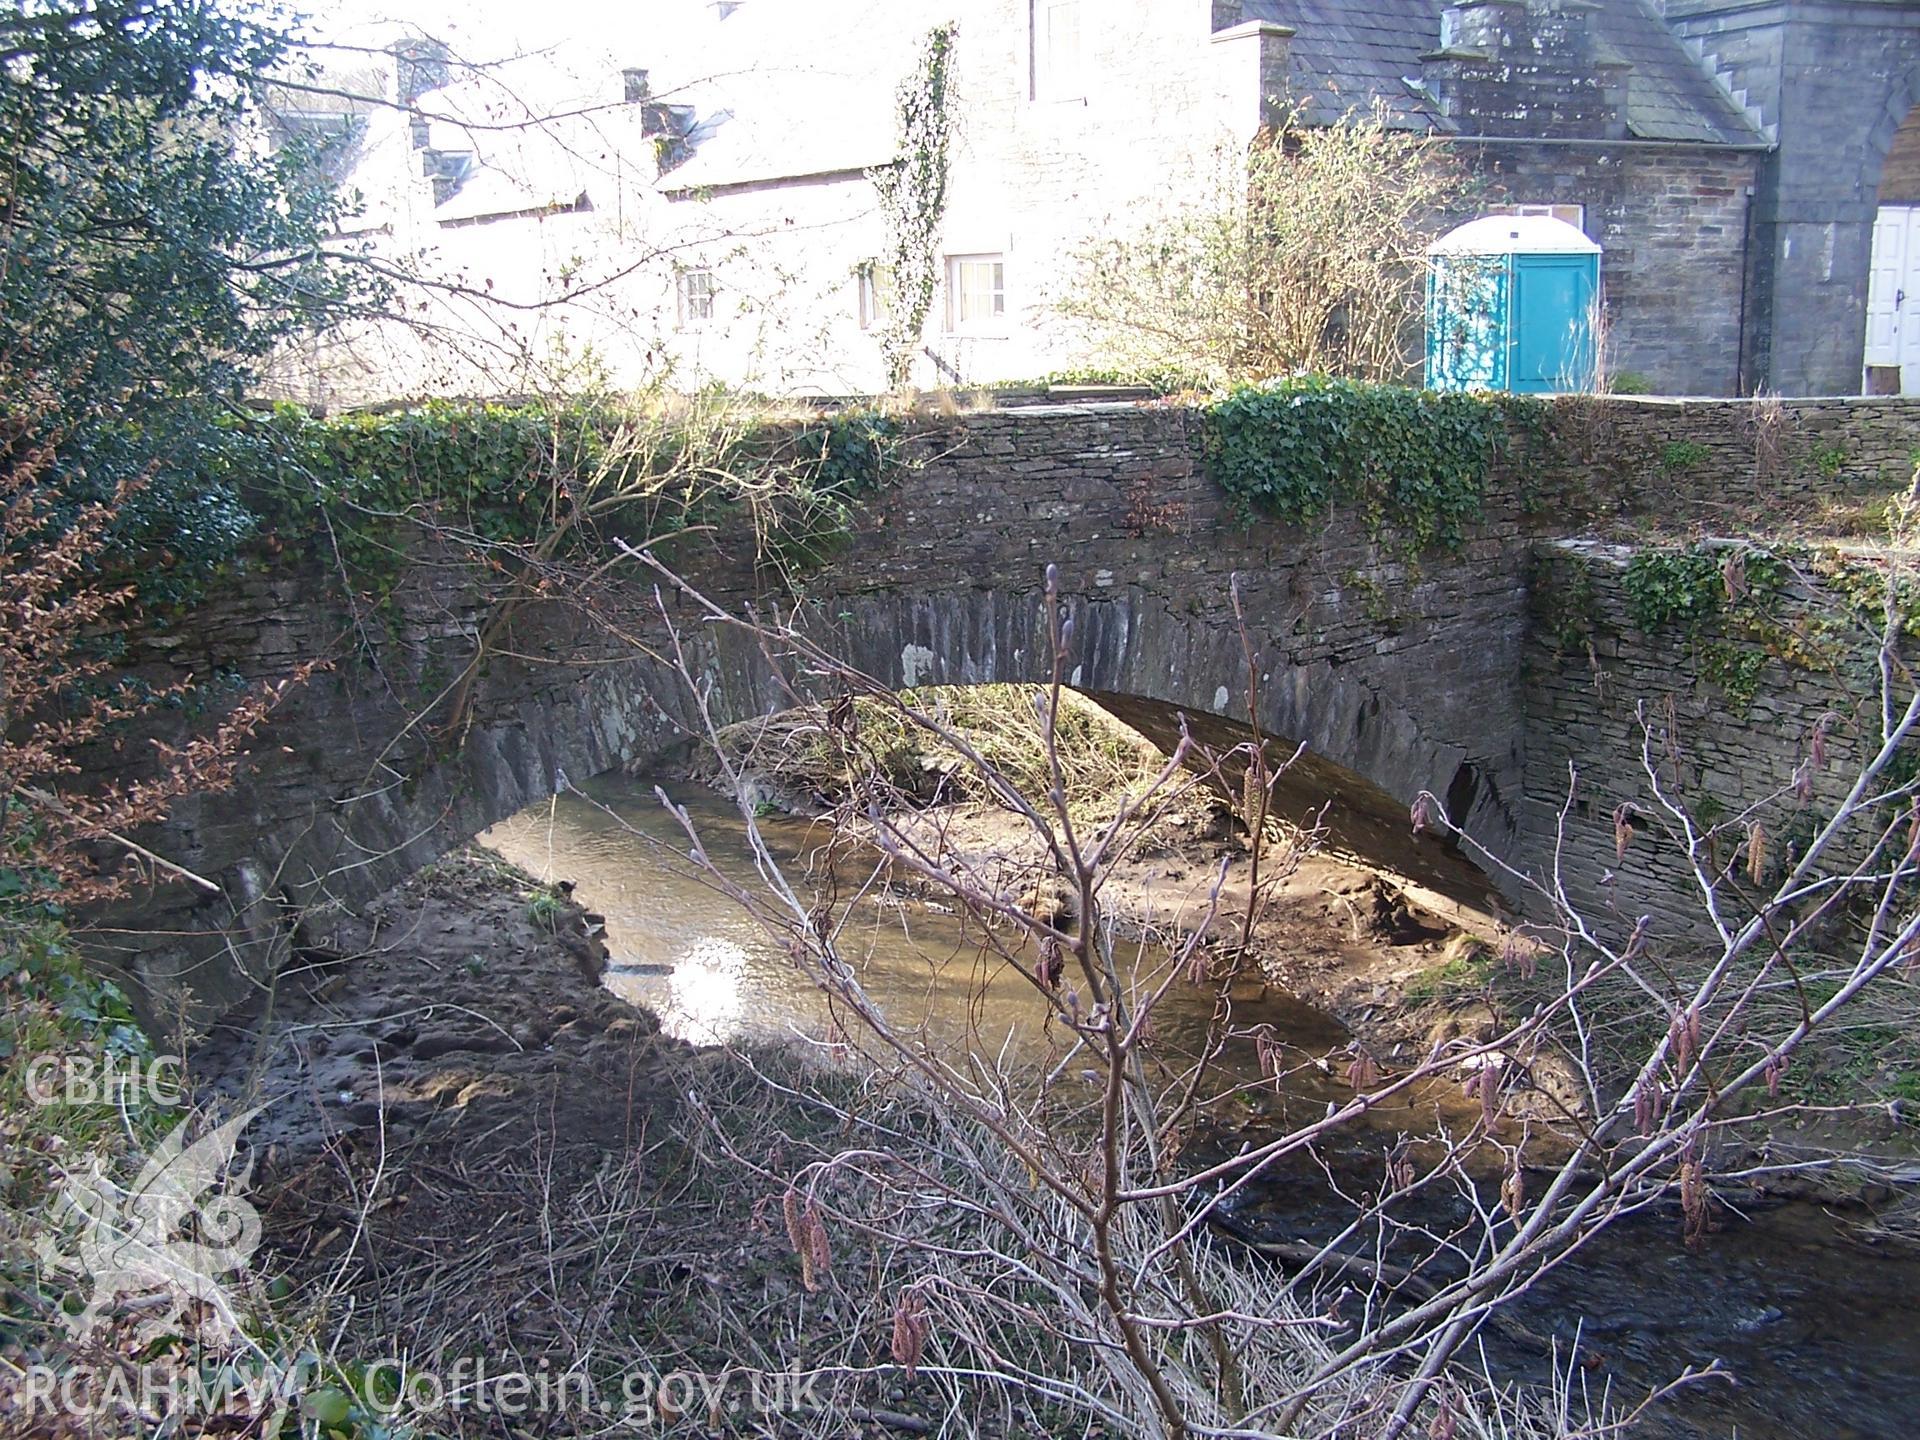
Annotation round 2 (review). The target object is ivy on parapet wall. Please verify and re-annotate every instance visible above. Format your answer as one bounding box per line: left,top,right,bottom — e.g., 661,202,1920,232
237,402,572,565
218,400,899,605
1199,377,1538,555
1540,539,1918,710
1620,544,1790,635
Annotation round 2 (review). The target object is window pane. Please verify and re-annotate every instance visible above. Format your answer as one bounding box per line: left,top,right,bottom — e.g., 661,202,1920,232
1487,202,1586,231
859,265,894,330
1045,0,1080,95
945,255,1006,330
681,270,714,323
956,259,1003,326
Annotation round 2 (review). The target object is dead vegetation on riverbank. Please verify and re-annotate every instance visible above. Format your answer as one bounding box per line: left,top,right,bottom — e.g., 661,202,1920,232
169,851,1620,1440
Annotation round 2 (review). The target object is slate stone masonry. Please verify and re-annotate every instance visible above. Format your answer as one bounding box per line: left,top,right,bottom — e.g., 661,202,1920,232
88,395,1920,1019
1522,538,1883,953
1666,0,1920,396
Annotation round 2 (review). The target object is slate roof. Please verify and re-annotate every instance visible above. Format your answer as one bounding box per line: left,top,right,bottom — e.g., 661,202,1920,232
1242,0,1764,145
1242,0,1444,128
650,0,910,192
1594,1,1761,144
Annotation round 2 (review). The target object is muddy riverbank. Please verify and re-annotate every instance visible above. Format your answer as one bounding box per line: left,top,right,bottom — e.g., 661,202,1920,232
188,775,1920,1440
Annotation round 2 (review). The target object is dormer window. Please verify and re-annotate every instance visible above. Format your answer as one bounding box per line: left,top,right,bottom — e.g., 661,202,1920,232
1034,0,1083,102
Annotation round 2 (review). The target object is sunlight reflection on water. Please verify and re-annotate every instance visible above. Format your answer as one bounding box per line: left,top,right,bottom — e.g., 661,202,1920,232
660,935,750,1045
482,775,1395,1125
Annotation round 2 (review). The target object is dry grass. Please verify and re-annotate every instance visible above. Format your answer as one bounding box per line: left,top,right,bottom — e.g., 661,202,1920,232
274,1042,1625,1439
696,684,1172,827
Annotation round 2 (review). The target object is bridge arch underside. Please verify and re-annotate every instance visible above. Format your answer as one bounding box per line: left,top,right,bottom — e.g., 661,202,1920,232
126,585,1517,1018
362,586,1509,905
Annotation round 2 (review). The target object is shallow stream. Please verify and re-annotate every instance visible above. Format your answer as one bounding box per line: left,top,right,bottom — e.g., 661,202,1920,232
481,775,1920,1440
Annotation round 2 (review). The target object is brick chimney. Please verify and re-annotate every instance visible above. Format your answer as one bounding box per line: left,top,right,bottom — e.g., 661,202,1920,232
420,147,469,205
642,102,697,175
392,35,468,202
1421,0,1630,139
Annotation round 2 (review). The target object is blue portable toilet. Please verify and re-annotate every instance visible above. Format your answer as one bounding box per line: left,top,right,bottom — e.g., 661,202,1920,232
1425,216,1601,393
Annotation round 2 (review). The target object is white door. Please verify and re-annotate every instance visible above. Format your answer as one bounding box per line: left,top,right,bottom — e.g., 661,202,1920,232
1865,206,1920,393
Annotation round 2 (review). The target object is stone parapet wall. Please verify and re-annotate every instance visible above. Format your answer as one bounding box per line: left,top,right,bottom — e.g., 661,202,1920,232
1540,394,1920,509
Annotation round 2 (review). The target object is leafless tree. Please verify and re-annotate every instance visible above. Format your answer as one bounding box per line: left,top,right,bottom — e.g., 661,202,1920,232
1055,105,1463,387
567,528,1920,1438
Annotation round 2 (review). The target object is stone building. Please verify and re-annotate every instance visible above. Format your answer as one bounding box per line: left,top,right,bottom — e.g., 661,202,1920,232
1240,0,1768,394
1665,0,1920,395
287,0,1920,401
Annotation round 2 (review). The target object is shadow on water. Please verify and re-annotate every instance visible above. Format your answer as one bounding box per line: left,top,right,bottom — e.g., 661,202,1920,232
1216,1174,1920,1440
481,774,1920,1440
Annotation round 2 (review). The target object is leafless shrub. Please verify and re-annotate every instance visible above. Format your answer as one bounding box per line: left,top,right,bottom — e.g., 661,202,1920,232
0,389,316,906
590,545,1858,1437
1747,390,1791,490
1056,104,1462,386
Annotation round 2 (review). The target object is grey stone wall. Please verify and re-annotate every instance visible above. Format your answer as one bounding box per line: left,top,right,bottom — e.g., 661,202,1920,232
1667,0,1920,395
1455,141,1761,394
84,395,1920,1020
1521,538,1881,952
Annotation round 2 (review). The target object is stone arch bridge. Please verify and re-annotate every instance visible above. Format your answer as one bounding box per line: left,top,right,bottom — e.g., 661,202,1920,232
99,397,1920,1017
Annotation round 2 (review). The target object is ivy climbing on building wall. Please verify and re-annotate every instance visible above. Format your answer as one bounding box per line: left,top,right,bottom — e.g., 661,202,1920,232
870,24,957,391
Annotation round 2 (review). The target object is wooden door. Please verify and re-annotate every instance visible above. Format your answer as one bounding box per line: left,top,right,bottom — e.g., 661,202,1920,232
1865,206,1920,393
